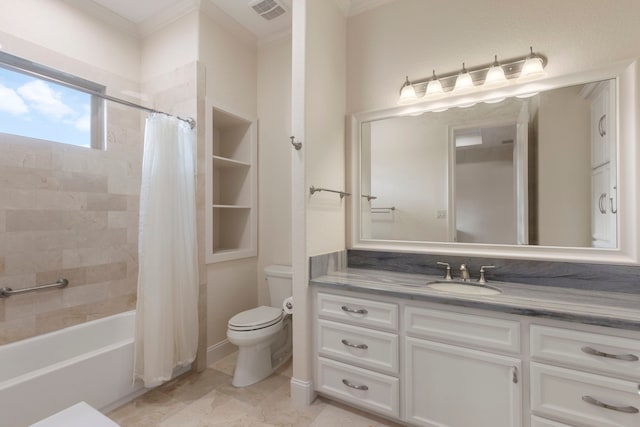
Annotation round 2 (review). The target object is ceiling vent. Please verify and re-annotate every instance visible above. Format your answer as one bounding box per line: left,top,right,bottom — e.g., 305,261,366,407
249,0,287,20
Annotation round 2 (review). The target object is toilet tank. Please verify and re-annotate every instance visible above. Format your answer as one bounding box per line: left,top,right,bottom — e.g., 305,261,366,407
265,265,292,308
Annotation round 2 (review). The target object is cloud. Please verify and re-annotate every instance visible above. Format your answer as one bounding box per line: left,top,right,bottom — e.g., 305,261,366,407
17,80,75,120
74,105,91,132
0,83,29,115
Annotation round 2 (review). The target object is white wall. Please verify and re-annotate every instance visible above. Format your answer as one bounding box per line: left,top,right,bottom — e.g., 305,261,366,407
291,0,346,403
257,35,293,305
347,0,640,114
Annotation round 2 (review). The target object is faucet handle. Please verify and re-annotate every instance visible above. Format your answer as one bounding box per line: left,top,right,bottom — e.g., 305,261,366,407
436,262,452,280
478,265,495,284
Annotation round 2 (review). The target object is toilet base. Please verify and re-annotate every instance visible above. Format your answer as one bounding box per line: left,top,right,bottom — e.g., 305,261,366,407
231,317,292,387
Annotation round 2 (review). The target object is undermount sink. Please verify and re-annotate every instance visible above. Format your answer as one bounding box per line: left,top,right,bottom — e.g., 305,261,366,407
426,281,502,296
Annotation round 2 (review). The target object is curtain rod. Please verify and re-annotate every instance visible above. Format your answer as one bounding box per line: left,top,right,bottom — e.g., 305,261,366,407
0,51,196,129
95,91,196,129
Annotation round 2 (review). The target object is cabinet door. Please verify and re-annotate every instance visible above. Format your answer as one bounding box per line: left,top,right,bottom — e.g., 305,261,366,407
405,337,522,427
590,83,610,168
591,164,615,248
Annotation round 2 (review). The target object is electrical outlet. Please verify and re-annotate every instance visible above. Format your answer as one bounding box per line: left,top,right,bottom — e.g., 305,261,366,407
437,210,447,219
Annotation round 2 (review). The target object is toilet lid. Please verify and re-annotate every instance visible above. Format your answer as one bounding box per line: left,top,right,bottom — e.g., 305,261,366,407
228,306,283,331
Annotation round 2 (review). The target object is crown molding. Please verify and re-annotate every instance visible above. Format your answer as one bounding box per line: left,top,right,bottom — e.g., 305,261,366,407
199,0,257,47
348,0,397,17
60,0,138,36
137,0,200,38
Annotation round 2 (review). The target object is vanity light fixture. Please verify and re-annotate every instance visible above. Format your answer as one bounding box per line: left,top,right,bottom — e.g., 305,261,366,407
398,76,418,104
484,55,508,88
396,47,547,105
425,70,445,98
520,47,546,80
453,63,474,93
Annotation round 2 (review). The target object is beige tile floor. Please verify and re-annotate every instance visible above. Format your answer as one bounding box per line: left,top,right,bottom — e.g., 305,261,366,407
107,352,404,427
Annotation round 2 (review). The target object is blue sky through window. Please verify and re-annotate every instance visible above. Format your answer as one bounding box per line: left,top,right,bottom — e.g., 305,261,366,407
0,67,92,147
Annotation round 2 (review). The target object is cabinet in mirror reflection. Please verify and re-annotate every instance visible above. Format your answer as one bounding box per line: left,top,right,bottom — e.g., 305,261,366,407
360,78,617,249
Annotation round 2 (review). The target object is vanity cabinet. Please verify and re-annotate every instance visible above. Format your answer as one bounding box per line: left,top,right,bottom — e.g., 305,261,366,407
404,305,522,427
530,324,640,427
314,291,400,418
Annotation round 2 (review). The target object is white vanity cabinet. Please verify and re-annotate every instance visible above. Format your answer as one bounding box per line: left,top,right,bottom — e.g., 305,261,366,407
404,305,522,427
530,324,640,427
314,291,401,418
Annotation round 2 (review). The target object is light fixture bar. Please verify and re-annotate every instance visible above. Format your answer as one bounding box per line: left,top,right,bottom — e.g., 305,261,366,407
399,49,547,98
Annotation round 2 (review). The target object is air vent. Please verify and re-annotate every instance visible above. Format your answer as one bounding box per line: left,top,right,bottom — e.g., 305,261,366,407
249,0,287,20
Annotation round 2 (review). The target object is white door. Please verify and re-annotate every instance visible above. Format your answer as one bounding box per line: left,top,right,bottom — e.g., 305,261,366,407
405,337,522,427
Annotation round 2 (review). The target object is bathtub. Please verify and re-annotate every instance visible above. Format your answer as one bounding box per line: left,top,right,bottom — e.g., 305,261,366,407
0,311,145,427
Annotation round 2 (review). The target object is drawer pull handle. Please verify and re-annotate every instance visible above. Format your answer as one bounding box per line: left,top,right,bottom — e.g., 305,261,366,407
341,339,369,350
582,396,639,414
341,305,368,315
342,379,369,391
581,346,639,361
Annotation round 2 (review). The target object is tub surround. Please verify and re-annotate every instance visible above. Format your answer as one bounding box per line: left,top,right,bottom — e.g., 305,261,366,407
310,250,640,331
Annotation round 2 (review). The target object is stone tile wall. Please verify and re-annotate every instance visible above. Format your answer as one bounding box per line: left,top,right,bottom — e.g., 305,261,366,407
0,101,143,344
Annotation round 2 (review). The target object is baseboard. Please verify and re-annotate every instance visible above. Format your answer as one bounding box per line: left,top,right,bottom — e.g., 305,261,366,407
290,377,316,406
206,339,237,367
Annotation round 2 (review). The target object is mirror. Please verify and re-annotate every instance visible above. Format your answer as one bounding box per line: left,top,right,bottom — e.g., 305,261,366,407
358,78,618,249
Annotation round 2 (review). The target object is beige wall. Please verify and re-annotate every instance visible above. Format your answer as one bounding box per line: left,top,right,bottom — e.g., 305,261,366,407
0,0,140,82
347,0,640,114
257,35,293,306
197,9,260,347
537,85,591,246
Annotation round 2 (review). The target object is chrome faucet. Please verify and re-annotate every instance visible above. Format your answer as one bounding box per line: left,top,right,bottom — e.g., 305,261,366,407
459,264,470,281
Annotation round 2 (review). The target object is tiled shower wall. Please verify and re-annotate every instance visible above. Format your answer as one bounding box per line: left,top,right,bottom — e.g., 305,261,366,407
0,83,144,344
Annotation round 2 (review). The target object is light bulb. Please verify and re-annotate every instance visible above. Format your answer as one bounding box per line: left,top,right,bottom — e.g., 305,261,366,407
453,63,474,93
484,55,507,88
520,47,545,80
425,70,444,98
398,76,418,104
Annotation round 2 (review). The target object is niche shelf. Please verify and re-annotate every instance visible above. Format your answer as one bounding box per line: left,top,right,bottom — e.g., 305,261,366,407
205,101,257,263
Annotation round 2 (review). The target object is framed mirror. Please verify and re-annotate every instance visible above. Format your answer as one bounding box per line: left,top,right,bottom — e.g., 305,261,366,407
349,61,640,264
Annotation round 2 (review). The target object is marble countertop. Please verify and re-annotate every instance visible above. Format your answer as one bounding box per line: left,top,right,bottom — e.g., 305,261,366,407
311,268,640,331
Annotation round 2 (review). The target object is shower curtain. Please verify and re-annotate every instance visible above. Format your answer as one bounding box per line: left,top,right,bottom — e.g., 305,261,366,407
134,113,199,388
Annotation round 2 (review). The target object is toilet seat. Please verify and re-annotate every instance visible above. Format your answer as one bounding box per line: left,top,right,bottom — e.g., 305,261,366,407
228,306,283,331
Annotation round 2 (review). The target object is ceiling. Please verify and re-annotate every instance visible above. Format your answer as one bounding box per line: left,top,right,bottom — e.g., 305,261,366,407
88,0,395,40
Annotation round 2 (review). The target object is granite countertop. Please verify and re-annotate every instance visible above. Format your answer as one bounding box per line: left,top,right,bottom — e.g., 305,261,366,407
311,267,640,331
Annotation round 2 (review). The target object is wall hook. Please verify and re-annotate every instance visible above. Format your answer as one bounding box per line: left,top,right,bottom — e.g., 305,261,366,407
290,136,302,150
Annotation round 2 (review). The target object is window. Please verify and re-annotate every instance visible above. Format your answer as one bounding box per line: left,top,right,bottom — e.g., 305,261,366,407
0,51,105,149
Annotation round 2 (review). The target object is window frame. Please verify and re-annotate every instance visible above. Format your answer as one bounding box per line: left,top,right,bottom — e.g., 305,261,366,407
0,51,106,149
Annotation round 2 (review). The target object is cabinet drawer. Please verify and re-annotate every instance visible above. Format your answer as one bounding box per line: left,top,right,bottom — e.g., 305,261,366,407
317,292,398,331
316,357,400,418
317,319,399,374
531,362,640,427
531,325,640,380
531,415,574,427
405,305,520,353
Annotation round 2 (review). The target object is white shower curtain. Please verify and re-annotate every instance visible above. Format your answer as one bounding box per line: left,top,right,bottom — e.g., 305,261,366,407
134,113,199,388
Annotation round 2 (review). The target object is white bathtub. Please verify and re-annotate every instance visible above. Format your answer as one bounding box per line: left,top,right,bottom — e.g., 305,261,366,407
0,311,144,427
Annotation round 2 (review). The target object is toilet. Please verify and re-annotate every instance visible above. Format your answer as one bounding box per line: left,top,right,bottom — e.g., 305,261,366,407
226,265,293,387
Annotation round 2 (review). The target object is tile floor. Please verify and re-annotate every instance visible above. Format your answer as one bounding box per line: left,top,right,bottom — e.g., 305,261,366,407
107,352,403,426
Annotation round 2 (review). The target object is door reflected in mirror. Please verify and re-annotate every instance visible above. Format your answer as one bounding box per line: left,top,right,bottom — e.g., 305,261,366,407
360,79,617,248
